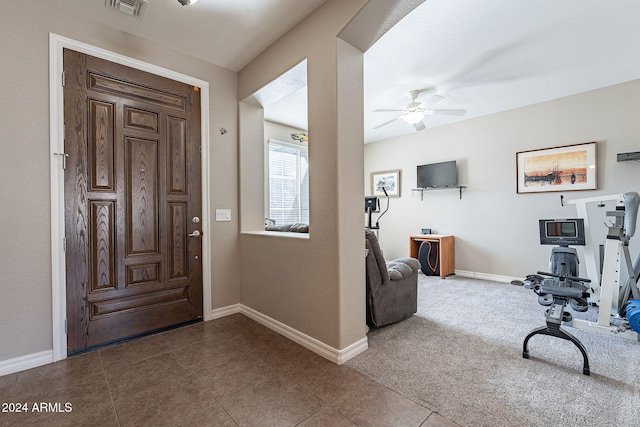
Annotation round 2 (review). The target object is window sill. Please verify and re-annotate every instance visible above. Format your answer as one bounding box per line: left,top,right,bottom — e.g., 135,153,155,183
242,230,310,239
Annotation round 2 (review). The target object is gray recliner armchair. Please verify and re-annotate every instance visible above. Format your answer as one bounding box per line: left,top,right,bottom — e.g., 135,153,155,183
365,229,421,327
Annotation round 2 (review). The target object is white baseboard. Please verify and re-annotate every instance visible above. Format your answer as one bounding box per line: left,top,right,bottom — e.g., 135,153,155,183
0,350,53,377
236,305,368,365
336,336,370,364
454,269,521,284
210,303,242,319
0,304,369,376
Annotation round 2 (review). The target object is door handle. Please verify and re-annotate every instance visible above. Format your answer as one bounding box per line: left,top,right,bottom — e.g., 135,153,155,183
188,230,201,237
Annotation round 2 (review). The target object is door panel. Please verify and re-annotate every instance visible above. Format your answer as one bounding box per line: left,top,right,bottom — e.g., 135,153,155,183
168,116,187,194
90,200,116,292
126,136,159,255
64,49,202,353
168,202,188,279
89,99,115,191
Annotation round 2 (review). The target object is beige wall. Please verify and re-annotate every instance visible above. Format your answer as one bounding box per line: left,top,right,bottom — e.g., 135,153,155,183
0,1,239,362
364,80,640,279
265,121,308,144
238,0,369,350
0,0,437,367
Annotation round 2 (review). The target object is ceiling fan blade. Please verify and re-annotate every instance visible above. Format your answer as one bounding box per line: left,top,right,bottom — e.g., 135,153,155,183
425,94,445,106
427,108,466,116
373,117,400,129
374,108,406,112
413,121,426,131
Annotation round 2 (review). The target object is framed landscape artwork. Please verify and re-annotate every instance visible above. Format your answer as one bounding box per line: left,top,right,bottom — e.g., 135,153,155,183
516,142,597,194
371,169,401,197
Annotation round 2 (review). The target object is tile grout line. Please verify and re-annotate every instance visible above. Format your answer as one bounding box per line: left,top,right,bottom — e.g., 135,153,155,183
98,350,122,427
163,328,248,427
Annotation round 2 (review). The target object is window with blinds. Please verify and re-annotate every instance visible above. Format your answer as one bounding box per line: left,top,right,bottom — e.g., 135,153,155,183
267,139,309,225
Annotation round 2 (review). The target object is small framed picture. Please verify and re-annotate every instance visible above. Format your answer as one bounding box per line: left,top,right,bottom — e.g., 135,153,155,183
516,142,597,194
370,169,401,197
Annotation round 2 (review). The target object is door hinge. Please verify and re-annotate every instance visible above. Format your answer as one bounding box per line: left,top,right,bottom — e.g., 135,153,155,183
65,319,68,334
61,71,65,87
54,152,69,170
63,236,67,252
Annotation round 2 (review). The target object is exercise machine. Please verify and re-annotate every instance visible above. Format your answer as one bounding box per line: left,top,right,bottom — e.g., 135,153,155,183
560,192,640,340
365,187,389,233
522,271,592,375
365,196,380,230
518,192,640,374
519,219,592,374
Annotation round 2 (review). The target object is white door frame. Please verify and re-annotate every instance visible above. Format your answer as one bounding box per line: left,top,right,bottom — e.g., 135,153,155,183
49,33,212,362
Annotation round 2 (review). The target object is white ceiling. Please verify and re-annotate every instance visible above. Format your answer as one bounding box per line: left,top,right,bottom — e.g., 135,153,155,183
60,0,328,71
363,0,640,143
265,0,640,143
63,0,640,144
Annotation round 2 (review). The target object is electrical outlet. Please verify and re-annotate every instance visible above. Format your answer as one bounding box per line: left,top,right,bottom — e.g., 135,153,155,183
215,209,231,222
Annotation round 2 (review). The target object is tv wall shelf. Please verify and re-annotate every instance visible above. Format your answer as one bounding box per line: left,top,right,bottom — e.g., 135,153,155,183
412,186,466,200
617,151,640,162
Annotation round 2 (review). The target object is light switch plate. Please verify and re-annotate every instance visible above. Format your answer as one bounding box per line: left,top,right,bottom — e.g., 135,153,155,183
215,209,231,222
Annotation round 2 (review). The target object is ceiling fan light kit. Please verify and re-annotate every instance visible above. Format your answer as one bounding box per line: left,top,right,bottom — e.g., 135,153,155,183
402,109,425,124
177,0,199,5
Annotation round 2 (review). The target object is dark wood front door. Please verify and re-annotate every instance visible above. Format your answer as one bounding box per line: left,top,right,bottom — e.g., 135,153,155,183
63,49,203,354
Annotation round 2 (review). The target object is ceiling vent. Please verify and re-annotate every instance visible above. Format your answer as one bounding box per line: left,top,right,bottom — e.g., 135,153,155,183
105,0,148,19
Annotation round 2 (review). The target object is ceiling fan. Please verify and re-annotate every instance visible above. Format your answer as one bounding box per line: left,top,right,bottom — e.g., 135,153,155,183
374,89,466,131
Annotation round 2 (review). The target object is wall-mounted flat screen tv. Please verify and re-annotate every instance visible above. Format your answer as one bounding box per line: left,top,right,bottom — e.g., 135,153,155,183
416,160,457,189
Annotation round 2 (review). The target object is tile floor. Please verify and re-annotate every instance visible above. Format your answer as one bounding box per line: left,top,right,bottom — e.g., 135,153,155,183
0,314,459,427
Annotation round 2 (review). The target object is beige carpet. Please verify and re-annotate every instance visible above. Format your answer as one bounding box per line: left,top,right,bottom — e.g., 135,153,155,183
346,274,640,427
